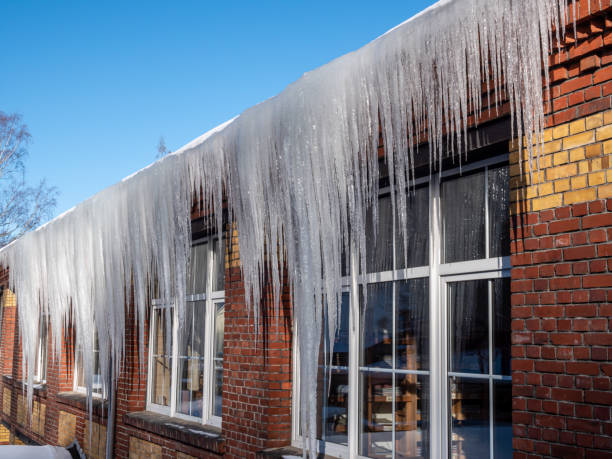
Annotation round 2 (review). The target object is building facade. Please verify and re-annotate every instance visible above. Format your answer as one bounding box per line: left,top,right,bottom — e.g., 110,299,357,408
0,1,611,458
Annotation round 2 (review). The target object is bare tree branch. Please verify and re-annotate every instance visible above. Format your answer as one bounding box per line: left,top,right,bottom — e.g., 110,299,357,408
0,112,57,248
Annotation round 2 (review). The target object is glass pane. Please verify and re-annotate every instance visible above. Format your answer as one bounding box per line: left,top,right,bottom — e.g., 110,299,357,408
151,355,172,406
366,187,429,273
360,371,393,459
176,301,205,417
76,350,84,388
188,242,209,295
213,302,224,417
317,368,349,445
442,170,486,263
396,374,429,459
92,349,102,396
362,283,393,369
396,278,429,371
494,381,512,459
324,293,350,367
449,280,489,374
401,185,429,268
450,377,490,459
151,308,172,406
366,195,395,273
35,319,48,383
493,278,511,376
488,165,510,258
212,239,225,292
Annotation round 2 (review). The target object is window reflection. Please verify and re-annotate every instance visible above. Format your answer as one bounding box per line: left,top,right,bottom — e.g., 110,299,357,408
450,378,490,459
449,280,489,374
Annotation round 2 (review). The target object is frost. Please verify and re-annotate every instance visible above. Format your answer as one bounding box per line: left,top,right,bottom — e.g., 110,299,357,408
0,1,573,457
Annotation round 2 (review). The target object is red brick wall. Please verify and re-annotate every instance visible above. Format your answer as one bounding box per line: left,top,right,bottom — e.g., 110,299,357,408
511,200,612,457
221,227,294,459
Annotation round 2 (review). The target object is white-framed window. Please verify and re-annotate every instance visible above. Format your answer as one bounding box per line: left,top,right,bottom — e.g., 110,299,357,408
147,237,225,427
293,155,512,459
74,330,104,397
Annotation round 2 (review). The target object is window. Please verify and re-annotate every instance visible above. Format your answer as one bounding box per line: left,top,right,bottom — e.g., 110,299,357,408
147,237,225,427
33,316,48,385
294,155,511,459
74,330,103,397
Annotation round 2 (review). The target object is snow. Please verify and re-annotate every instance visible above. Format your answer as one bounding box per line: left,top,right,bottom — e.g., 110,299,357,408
0,1,573,457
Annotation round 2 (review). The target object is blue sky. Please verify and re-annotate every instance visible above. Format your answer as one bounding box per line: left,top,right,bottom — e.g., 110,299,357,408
1,0,436,217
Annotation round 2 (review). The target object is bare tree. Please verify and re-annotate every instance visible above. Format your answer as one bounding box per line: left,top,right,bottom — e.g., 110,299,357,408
156,136,170,159
0,112,57,247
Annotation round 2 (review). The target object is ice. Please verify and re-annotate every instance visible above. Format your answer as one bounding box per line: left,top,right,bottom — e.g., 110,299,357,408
0,1,572,456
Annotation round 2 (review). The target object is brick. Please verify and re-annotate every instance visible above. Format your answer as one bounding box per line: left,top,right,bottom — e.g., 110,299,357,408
583,274,612,288
549,218,580,234
563,131,595,150
564,245,596,260
594,66,612,84
564,187,597,204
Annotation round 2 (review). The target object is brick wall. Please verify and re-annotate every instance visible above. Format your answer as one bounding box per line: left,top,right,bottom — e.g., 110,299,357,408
510,2,612,456
222,224,294,459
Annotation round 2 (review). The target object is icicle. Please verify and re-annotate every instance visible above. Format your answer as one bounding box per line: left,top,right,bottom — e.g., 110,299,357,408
0,1,569,456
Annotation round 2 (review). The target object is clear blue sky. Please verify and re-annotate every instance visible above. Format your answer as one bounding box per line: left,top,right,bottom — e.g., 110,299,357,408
1,0,436,217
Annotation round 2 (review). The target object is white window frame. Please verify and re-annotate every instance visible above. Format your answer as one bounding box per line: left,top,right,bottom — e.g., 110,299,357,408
292,155,512,458
146,236,225,428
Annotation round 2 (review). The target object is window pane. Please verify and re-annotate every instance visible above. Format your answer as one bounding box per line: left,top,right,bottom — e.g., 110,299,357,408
76,331,103,396
360,371,393,459
494,381,512,459
35,319,48,383
449,280,489,374
488,165,510,258
493,278,511,376
151,308,172,407
442,170,486,263
401,185,429,268
213,302,224,417
396,278,429,371
212,239,225,292
395,374,429,459
366,195,395,273
188,242,209,295
324,292,350,367
176,301,205,418
450,377,490,459
362,283,393,369
366,187,429,273
317,368,349,446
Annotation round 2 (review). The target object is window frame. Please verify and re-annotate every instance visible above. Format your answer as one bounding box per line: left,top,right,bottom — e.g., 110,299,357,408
292,154,511,458
146,235,225,428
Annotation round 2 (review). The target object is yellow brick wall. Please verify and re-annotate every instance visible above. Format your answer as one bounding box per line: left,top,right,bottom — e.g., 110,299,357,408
83,421,107,459
16,395,25,426
2,388,10,416
0,424,9,444
31,401,45,437
128,436,162,459
57,411,76,446
510,111,612,212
